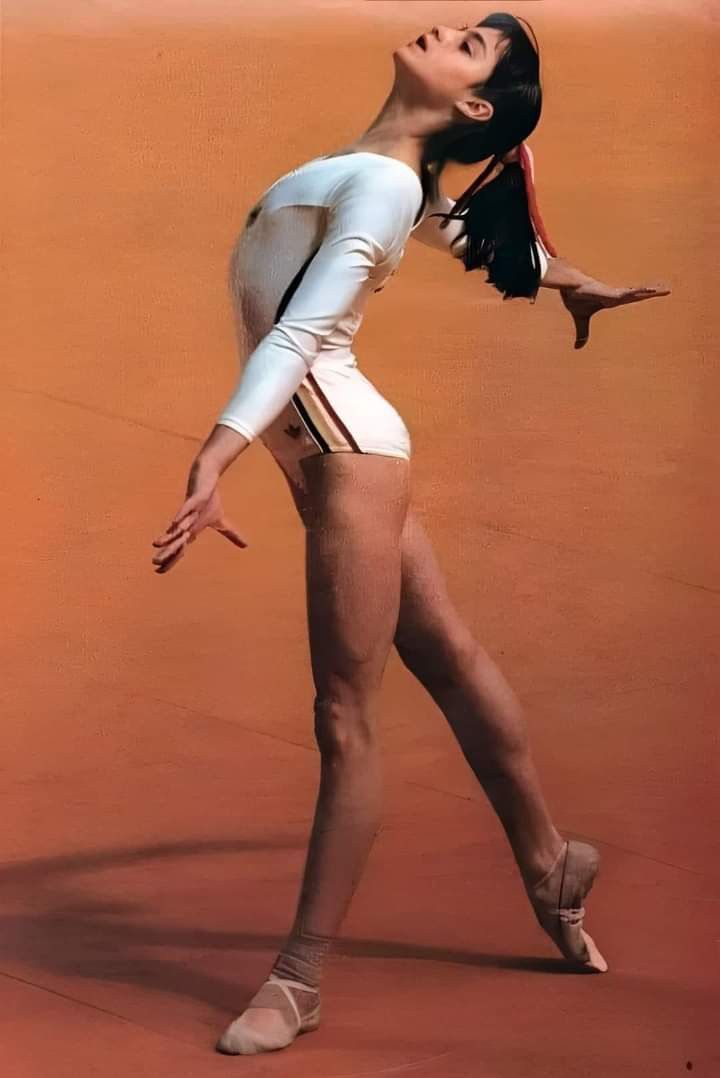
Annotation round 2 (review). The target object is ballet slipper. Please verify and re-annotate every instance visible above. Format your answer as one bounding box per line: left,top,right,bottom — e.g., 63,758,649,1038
524,838,609,973
216,974,321,1055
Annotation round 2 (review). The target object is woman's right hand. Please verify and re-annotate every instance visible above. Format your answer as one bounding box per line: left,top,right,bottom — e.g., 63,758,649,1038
151,457,248,574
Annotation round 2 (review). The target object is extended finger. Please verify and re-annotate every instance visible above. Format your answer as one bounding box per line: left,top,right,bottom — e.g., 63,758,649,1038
621,287,672,304
152,531,188,568
154,546,186,574
571,311,591,350
216,521,249,548
153,512,198,546
152,537,186,568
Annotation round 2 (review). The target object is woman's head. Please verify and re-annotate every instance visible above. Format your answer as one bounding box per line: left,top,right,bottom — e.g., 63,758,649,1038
395,13,551,301
395,13,542,165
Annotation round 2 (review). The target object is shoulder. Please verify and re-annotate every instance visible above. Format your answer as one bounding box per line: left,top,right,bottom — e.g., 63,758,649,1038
328,157,423,250
331,155,421,203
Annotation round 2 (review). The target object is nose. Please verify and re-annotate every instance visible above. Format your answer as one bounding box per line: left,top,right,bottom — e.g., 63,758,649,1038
429,23,468,43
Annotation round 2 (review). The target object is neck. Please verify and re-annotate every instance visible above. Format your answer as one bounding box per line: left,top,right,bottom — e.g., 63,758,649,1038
340,88,448,177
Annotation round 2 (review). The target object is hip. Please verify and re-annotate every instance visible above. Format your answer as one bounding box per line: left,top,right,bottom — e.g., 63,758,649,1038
259,361,411,493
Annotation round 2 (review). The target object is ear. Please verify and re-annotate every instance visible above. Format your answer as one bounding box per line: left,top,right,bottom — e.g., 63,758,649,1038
455,96,494,124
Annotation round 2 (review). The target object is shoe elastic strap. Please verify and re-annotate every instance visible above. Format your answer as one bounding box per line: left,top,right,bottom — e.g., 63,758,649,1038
266,974,317,1026
554,905,586,924
531,840,568,891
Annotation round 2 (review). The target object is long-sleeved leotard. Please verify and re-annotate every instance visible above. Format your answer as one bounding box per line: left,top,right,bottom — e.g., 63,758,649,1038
218,151,549,488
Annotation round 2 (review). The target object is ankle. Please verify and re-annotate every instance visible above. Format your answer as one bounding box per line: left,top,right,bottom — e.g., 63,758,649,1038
270,926,333,991
520,835,566,889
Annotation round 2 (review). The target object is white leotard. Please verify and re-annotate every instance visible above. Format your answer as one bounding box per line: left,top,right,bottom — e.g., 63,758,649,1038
217,151,549,476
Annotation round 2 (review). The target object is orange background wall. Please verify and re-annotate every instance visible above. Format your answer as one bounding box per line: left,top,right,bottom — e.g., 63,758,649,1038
2,3,717,1070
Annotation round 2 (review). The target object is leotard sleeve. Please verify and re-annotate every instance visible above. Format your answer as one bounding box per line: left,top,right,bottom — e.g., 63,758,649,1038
216,166,421,443
410,189,550,277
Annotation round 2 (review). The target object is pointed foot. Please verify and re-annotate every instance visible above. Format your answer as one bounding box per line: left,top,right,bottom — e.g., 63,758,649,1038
525,839,609,973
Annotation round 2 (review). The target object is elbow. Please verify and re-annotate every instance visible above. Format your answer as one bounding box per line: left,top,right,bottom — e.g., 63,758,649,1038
268,320,326,373
451,234,468,260
216,417,256,442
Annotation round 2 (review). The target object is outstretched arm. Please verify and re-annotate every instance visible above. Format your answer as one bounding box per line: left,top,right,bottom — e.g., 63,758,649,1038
411,187,670,349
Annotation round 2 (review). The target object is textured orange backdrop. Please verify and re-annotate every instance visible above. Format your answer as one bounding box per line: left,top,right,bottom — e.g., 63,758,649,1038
2,2,717,1074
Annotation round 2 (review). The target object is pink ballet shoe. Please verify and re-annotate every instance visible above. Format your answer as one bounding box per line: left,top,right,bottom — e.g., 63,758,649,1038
216,973,321,1055
524,839,608,973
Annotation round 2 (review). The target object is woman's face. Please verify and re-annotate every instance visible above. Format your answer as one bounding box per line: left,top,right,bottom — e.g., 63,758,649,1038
394,23,509,119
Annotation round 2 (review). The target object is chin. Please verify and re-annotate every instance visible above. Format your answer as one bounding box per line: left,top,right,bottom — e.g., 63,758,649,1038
392,43,416,66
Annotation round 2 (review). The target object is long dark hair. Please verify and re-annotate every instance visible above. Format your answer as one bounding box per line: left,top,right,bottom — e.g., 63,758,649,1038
419,13,556,301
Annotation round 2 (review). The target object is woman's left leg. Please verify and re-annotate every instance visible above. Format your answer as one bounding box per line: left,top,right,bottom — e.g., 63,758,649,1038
393,509,563,886
392,510,608,971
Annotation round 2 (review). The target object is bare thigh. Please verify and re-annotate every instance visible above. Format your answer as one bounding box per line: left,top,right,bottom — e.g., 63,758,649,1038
297,453,410,704
279,461,474,690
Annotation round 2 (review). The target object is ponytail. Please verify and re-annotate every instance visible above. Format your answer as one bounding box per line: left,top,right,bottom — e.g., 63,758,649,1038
426,140,558,302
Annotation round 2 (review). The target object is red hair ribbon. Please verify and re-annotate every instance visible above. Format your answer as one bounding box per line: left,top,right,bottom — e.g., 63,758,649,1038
517,141,558,258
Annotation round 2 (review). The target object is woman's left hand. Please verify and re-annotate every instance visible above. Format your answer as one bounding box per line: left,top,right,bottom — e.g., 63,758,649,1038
560,278,671,350
151,457,248,575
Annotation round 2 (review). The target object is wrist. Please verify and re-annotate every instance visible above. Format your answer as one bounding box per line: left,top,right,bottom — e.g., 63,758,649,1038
541,256,595,291
196,423,250,477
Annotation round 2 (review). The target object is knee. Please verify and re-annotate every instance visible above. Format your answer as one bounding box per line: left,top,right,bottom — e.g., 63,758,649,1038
313,691,377,758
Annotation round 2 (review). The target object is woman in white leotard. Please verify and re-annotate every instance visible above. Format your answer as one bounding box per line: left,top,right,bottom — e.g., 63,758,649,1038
217,147,552,504
151,13,669,1056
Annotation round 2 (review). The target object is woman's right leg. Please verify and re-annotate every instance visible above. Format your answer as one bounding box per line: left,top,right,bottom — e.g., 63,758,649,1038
218,451,410,1054
280,452,410,939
